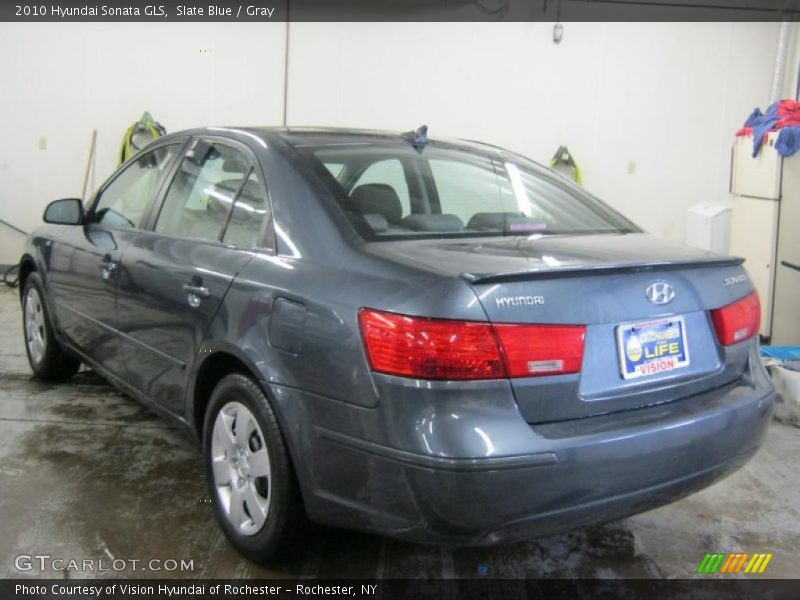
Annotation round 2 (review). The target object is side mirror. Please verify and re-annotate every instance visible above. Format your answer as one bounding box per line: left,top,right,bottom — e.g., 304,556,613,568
43,198,83,225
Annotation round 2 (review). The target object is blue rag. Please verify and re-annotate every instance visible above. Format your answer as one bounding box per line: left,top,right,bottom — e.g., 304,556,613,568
748,102,781,157
776,126,800,157
744,107,762,127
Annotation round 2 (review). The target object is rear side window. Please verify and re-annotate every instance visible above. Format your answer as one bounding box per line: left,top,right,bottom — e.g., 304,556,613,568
154,141,270,246
92,145,179,229
221,171,270,248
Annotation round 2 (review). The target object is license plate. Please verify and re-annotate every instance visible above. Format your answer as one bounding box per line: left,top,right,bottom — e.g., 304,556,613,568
616,316,690,380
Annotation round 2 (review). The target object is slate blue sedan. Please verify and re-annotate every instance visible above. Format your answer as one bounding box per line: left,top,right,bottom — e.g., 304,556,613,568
19,127,773,562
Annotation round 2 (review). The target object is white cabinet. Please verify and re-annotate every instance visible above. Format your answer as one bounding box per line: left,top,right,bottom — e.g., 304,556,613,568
772,154,800,345
729,195,780,337
731,133,781,200
730,131,800,343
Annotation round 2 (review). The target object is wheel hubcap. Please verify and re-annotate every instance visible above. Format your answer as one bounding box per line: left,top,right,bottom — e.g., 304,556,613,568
24,288,46,365
210,401,271,536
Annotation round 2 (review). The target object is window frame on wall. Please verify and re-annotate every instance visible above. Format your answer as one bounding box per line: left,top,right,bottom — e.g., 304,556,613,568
142,135,276,254
87,139,188,231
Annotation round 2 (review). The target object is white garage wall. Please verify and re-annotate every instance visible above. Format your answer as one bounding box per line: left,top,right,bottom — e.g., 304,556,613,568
781,24,800,101
0,21,784,265
286,22,781,242
0,22,286,263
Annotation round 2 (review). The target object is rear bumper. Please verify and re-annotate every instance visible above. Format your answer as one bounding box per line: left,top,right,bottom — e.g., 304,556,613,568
269,359,774,545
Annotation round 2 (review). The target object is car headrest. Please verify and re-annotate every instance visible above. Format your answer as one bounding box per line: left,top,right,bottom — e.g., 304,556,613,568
350,183,403,224
363,213,389,233
401,214,464,232
207,184,237,217
235,179,266,205
467,212,546,231
207,179,267,223
230,180,267,223
223,157,250,173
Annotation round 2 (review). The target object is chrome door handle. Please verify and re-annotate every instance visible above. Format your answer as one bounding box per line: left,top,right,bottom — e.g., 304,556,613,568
99,258,117,281
182,284,210,298
182,283,210,307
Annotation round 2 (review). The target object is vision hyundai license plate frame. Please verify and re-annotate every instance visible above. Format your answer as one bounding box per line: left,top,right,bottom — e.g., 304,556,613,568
616,316,690,380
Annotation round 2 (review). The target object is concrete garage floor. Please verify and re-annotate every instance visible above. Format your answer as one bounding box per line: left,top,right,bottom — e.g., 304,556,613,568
0,286,798,580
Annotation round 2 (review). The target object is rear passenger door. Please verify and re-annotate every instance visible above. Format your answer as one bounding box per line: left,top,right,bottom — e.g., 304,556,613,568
115,137,272,413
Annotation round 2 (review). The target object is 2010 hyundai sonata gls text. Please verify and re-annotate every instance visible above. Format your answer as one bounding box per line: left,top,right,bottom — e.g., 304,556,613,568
19,127,774,562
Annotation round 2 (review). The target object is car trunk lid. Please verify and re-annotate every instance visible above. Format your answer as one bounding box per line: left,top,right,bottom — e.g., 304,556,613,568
367,233,754,423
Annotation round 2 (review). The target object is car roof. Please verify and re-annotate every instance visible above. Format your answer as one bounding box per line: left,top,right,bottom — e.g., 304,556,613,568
271,127,508,155
158,126,512,158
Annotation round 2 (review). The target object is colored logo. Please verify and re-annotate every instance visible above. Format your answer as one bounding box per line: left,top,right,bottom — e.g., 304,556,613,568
645,281,676,305
696,552,773,575
617,316,690,380
625,336,643,362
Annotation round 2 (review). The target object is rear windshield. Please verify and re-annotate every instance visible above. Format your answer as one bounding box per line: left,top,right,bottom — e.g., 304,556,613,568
295,141,640,240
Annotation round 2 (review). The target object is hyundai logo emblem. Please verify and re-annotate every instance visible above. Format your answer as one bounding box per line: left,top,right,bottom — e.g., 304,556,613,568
645,281,675,305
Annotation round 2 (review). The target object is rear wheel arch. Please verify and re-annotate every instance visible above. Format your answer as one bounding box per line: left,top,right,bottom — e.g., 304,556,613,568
202,371,308,562
191,351,255,438
192,350,311,532
18,255,37,299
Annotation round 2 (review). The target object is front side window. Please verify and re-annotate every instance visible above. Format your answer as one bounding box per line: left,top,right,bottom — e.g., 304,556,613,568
92,144,179,229
154,141,269,246
298,141,639,240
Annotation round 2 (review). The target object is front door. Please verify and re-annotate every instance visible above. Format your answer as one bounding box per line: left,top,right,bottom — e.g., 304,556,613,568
114,138,272,413
48,143,182,374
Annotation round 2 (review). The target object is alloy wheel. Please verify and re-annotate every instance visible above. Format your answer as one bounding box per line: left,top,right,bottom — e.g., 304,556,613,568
210,401,272,535
24,288,47,365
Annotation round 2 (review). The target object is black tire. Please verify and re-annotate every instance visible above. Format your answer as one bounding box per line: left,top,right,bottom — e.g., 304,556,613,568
203,373,305,564
21,272,81,381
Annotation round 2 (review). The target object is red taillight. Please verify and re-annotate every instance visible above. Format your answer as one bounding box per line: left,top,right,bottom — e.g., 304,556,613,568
358,308,586,381
494,323,586,377
710,291,761,346
358,309,504,380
